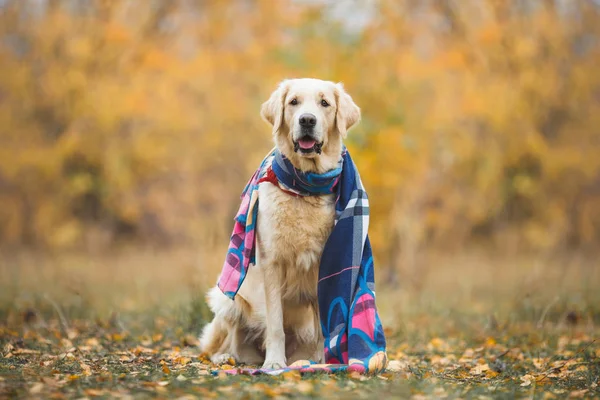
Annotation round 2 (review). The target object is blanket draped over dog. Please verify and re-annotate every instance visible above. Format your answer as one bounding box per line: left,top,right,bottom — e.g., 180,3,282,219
216,147,387,374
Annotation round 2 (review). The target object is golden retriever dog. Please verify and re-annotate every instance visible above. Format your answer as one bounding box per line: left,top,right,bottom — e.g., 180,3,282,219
200,78,360,369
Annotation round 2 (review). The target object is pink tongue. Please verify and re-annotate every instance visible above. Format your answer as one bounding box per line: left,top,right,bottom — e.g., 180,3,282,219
298,138,316,149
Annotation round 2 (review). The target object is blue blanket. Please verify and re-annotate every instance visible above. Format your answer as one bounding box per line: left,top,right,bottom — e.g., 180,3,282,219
217,147,387,373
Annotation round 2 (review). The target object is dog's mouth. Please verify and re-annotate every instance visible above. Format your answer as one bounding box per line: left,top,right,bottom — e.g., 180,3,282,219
293,137,323,155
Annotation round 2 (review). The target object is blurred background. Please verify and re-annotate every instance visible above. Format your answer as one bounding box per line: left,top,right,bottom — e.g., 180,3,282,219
0,0,599,333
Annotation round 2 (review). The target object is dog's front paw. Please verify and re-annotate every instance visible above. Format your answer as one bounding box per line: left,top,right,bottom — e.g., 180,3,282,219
211,353,235,365
262,359,287,370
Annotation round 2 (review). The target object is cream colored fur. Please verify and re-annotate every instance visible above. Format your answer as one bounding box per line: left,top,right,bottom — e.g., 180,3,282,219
199,78,360,368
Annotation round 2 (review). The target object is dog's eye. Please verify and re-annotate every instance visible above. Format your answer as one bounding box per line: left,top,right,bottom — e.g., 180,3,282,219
321,99,330,107
290,99,298,106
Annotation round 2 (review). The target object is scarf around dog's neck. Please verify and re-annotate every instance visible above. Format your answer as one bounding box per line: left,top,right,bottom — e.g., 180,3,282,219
216,147,387,374
260,150,343,197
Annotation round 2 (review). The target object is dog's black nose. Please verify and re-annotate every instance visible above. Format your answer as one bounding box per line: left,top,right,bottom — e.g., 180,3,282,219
299,113,317,127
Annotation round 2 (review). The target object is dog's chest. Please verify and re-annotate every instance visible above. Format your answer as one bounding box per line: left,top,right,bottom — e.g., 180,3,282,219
257,183,335,299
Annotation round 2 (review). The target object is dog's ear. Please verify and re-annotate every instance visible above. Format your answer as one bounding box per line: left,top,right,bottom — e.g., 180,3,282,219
261,80,290,136
334,83,361,138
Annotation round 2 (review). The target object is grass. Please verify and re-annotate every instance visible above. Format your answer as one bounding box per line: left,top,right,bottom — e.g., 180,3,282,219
0,248,599,398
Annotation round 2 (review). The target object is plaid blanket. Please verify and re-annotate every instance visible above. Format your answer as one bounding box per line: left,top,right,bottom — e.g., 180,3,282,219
217,148,387,374
213,360,350,376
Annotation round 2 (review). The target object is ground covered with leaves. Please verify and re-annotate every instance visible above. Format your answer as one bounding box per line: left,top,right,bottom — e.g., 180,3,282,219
2,308,598,398
1,251,599,398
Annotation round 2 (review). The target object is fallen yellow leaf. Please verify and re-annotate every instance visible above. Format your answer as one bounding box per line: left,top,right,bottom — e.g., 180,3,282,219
79,361,92,376
152,333,163,342
296,381,313,395
349,371,367,381
85,389,105,396
485,370,499,379
29,383,44,394
470,364,490,375
387,359,408,371
520,374,533,387
281,370,301,381
568,389,588,398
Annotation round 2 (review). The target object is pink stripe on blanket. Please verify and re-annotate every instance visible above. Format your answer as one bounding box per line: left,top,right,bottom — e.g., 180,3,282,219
318,265,360,283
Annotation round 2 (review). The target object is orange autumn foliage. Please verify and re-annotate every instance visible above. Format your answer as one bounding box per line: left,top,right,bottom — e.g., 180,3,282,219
0,1,599,268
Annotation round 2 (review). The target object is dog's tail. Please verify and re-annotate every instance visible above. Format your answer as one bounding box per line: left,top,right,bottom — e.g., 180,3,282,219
199,318,228,355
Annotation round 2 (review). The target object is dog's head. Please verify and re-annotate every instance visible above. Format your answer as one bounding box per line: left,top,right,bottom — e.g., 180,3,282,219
261,78,360,171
